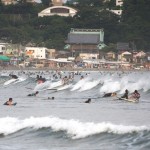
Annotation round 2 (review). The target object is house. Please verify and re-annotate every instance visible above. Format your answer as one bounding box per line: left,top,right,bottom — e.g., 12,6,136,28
116,0,123,6
0,44,6,54
133,51,146,64
105,51,116,60
65,28,105,57
47,49,56,59
1,0,34,5
25,47,48,59
110,10,122,16
118,51,132,62
117,42,130,51
79,53,99,60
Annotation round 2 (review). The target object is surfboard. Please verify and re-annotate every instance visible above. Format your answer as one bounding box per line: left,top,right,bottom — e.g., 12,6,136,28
3,102,17,106
4,78,18,86
116,97,139,103
12,103,17,106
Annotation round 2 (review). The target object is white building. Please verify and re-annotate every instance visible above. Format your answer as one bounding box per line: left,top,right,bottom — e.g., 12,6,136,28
110,9,122,16
25,47,47,59
0,43,7,54
116,0,123,6
38,6,78,17
80,53,99,60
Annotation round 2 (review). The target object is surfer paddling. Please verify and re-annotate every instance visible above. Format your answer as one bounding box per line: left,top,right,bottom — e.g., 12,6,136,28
48,97,55,100
27,91,39,96
9,74,18,79
103,92,117,97
84,98,91,103
129,90,140,100
4,98,17,106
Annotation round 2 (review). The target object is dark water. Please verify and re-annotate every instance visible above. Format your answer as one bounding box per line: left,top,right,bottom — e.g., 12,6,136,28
0,70,150,150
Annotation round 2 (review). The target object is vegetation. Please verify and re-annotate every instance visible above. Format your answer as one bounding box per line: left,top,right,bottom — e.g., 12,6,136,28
0,0,149,50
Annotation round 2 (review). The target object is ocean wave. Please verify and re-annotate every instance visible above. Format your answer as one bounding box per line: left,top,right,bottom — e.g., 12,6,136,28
0,117,149,139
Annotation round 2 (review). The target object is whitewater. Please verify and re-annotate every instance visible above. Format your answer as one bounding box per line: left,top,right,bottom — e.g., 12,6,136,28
0,70,150,150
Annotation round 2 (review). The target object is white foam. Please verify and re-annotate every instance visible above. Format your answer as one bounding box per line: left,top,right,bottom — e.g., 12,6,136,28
79,79,100,92
71,77,90,91
0,117,148,139
57,84,72,91
47,80,63,90
99,72,150,94
34,81,51,91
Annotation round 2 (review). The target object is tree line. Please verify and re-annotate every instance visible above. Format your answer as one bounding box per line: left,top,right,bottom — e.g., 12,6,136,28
0,0,149,51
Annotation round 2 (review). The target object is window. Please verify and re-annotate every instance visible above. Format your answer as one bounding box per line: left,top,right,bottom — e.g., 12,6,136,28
51,8,69,14
2,47,5,50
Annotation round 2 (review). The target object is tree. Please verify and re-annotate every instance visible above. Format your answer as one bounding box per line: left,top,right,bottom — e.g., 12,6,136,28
41,0,51,7
121,0,150,49
101,43,117,53
77,0,104,7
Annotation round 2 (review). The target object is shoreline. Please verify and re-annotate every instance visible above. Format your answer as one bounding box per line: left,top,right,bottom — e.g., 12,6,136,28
0,66,150,72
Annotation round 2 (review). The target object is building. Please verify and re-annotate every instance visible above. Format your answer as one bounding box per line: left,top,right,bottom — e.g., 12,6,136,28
47,49,56,59
1,0,16,5
1,0,34,5
118,51,132,62
133,51,146,64
117,42,130,51
25,47,48,59
110,10,122,16
79,53,99,60
38,5,77,17
109,0,123,16
116,0,123,6
65,28,105,57
52,0,63,6
0,43,6,54
106,51,116,60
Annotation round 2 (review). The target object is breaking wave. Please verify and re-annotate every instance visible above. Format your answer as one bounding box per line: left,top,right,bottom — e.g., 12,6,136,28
0,116,149,139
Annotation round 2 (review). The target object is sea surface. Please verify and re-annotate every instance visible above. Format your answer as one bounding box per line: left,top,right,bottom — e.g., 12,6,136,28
0,70,150,150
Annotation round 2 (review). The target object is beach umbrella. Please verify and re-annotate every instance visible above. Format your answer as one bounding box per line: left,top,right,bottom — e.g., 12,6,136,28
0,55,10,61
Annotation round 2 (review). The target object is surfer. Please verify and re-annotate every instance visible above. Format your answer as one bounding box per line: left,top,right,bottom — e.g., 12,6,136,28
80,76,84,80
121,89,129,99
3,98,17,106
48,97,55,100
103,92,117,97
129,90,140,99
37,76,46,84
27,91,39,96
9,74,18,79
62,76,69,85
85,98,91,103
36,75,40,80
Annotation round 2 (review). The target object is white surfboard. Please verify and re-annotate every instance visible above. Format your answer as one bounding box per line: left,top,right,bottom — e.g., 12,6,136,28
117,97,139,103
4,78,18,86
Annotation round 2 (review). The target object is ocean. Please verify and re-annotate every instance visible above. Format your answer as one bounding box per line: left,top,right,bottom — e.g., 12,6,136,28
0,70,150,150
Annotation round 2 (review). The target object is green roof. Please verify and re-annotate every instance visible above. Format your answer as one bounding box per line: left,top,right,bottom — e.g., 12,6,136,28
0,55,10,61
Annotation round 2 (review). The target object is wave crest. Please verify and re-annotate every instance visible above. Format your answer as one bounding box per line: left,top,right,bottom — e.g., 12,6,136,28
0,117,149,139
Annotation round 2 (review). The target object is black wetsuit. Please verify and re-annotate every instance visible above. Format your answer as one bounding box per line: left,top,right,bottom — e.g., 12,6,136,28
103,93,112,97
10,75,18,79
28,93,37,96
121,92,128,99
